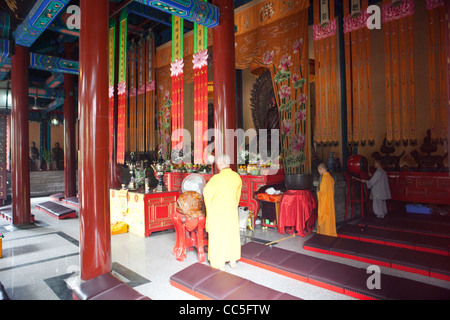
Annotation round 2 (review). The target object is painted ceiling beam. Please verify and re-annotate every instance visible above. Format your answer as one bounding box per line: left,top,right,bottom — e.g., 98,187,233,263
29,87,64,100
0,38,10,59
44,98,64,113
135,0,219,28
30,52,78,75
127,2,172,27
0,12,11,39
46,73,64,88
47,15,80,37
14,0,71,47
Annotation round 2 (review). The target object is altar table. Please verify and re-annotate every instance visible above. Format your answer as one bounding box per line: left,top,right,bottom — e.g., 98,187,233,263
164,171,285,221
277,190,317,236
110,189,179,237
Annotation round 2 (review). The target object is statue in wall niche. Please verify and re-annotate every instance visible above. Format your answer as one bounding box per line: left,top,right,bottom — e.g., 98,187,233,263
250,69,280,150
371,138,405,171
410,130,448,172
250,69,279,131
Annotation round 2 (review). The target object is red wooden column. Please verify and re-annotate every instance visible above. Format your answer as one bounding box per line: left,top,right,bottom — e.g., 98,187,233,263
446,0,450,169
10,45,31,226
212,0,237,171
78,0,111,281
64,43,77,198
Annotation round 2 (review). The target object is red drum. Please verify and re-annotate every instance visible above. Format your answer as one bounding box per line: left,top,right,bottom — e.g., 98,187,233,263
347,155,368,177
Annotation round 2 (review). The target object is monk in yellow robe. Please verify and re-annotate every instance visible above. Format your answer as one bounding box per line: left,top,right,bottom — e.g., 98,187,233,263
203,154,242,270
317,163,337,237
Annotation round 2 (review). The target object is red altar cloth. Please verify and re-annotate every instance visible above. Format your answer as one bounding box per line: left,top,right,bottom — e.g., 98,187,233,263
277,190,317,236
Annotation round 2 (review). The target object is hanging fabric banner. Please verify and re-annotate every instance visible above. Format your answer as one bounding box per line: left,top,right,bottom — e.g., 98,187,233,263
109,19,116,162
117,10,128,165
193,2,208,164
382,0,415,146
343,0,374,146
171,15,184,152
0,114,6,202
137,37,146,153
407,14,416,145
426,0,447,142
128,41,137,153
364,13,374,145
343,1,353,146
313,0,338,146
146,31,156,153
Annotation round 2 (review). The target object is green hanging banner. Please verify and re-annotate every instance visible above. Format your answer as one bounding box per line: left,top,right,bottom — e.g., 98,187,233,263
109,18,116,162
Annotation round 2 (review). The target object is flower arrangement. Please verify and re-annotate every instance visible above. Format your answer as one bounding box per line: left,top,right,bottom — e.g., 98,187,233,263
263,38,308,175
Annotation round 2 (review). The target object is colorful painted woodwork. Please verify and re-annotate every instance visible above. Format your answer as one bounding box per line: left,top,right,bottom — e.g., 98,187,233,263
136,0,219,28
387,172,450,205
193,2,209,165
117,10,128,165
171,15,184,152
14,0,70,47
29,53,78,75
109,19,116,162
0,115,6,202
110,189,179,237
0,12,11,39
163,171,285,223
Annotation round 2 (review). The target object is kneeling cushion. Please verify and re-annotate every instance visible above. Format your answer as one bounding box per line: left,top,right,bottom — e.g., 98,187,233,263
170,263,301,300
303,234,339,254
72,273,150,300
36,201,76,219
49,193,65,201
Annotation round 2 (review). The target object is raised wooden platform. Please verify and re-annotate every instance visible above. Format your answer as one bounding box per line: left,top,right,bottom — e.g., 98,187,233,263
387,172,450,205
6,170,78,198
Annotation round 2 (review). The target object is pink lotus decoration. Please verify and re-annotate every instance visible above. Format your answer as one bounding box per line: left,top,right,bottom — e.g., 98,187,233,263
263,50,274,65
193,49,208,69
118,82,127,95
171,58,184,77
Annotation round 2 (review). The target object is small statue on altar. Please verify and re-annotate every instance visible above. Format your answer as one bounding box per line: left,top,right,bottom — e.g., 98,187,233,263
371,138,405,171
410,130,448,171
151,149,167,192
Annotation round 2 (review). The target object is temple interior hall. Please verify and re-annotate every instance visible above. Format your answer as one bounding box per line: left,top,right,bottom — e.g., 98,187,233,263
0,0,450,302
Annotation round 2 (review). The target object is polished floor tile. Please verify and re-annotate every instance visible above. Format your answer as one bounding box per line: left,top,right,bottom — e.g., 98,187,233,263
0,196,449,300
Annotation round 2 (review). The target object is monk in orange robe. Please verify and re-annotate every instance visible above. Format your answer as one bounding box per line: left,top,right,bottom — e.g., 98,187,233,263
203,154,242,270
316,163,337,237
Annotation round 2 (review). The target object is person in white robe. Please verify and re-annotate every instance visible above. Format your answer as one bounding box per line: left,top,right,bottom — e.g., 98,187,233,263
362,160,391,218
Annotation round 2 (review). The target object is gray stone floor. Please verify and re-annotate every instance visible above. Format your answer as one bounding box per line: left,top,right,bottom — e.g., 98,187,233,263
0,196,449,300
